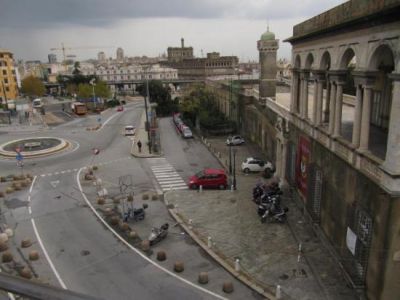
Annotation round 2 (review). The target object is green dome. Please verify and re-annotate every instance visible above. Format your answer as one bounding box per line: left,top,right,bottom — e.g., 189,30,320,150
261,27,275,41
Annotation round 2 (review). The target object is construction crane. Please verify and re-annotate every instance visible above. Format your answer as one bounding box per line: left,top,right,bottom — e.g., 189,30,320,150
50,43,115,62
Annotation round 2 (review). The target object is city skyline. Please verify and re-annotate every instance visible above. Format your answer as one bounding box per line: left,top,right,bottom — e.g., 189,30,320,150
0,0,345,62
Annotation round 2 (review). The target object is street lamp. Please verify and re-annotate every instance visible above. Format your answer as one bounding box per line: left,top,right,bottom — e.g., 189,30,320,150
233,148,237,190
144,66,152,154
228,144,232,175
90,78,96,110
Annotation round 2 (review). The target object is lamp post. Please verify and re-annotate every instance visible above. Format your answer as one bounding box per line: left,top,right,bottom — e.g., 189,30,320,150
144,66,152,154
90,78,96,110
228,144,232,175
233,148,237,190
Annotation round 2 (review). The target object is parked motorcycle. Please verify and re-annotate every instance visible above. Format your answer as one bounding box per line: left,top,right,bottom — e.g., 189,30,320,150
258,197,288,223
253,182,282,204
148,223,169,246
123,204,148,222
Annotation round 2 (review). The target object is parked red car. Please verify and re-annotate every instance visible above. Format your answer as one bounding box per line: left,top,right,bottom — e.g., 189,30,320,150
189,169,228,190
117,106,124,112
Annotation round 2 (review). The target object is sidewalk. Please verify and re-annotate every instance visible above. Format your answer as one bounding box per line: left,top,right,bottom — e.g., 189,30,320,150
130,110,160,158
164,136,359,300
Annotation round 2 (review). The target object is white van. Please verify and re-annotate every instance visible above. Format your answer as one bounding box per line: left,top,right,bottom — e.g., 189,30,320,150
32,98,43,108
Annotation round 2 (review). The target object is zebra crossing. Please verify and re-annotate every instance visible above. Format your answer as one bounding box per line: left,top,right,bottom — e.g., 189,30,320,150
148,158,188,192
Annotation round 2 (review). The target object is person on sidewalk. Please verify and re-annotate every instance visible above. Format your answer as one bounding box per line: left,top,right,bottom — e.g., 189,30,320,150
137,140,142,153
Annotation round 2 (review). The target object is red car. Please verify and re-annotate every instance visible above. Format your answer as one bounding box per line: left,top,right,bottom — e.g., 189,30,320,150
117,106,124,112
189,169,228,190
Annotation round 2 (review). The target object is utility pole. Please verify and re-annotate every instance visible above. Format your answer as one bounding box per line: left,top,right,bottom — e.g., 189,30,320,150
144,67,152,154
90,78,96,110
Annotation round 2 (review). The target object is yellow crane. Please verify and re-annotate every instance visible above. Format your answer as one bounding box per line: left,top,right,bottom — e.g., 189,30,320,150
50,43,115,62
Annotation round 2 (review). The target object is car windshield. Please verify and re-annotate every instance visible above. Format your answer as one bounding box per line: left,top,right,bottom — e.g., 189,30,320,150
195,170,204,177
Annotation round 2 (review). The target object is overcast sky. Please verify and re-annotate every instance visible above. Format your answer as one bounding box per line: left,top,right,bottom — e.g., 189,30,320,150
0,0,346,63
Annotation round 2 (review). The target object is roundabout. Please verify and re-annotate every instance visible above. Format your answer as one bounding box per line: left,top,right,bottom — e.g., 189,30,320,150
0,137,70,158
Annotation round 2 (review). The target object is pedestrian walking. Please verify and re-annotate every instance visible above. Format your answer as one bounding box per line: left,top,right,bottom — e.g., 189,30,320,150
137,140,142,153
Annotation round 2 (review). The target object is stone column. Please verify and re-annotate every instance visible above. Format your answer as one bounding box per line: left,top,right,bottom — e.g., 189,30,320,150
328,82,336,134
299,76,304,117
290,70,298,113
352,85,363,147
275,139,282,178
359,85,373,152
333,82,344,137
382,74,400,174
281,139,288,182
316,80,324,125
324,81,331,122
312,79,319,124
303,72,309,119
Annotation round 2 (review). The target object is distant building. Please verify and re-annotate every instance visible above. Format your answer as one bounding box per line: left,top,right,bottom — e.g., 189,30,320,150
0,49,18,102
48,53,57,64
97,51,106,62
116,47,124,61
163,39,238,79
167,38,194,63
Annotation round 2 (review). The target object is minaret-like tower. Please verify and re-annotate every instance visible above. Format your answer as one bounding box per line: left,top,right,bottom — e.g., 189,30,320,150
257,26,279,103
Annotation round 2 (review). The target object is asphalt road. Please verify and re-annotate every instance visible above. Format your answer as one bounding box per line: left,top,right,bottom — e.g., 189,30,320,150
0,104,260,299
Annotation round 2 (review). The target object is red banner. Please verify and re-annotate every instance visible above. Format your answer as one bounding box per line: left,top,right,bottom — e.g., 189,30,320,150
296,135,311,199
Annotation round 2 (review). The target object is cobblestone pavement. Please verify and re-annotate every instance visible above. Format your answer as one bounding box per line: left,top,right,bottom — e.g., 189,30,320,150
164,136,359,300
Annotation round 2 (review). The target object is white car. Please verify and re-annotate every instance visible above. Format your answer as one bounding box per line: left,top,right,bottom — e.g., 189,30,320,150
124,125,136,136
182,127,193,138
226,135,245,146
241,157,273,173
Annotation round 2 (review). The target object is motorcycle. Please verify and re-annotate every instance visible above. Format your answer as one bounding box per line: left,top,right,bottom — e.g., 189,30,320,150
258,197,288,223
252,182,282,204
148,223,169,246
123,204,148,222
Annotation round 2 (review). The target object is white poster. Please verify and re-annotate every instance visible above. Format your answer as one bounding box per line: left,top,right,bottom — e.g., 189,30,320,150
346,227,357,255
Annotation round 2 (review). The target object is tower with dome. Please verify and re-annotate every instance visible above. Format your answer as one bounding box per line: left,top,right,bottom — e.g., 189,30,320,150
257,26,279,102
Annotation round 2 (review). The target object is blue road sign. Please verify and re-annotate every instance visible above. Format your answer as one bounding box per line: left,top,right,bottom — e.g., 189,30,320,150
16,153,24,161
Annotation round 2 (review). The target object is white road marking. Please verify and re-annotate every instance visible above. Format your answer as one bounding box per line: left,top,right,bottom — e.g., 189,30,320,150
41,174,46,177
157,178,186,184
154,174,181,179
98,112,119,131
159,183,188,188
47,173,52,176
76,169,226,300
50,180,60,188
28,176,67,290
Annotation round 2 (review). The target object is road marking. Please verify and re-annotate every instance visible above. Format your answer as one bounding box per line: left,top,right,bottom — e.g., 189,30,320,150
28,176,67,290
76,168,226,300
50,180,60,188
98,112,119,131
41,174,46,177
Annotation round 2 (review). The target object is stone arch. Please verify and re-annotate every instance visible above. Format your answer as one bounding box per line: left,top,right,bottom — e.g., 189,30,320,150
305,53,314,69
367,43,395,71
319,51,331,70
339,48,358,69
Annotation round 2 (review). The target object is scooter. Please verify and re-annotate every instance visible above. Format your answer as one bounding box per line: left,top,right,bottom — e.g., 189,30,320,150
260,199,288,223
252,182,282,204
123,204,148,222
148,223,169,246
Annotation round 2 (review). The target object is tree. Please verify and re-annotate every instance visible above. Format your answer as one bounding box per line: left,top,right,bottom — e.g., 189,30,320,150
21,75,45,98
77,83,92,99
137,80,177,116
94,81,111,99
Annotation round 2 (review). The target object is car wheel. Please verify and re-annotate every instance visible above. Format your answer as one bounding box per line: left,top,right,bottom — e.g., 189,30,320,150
243,168,250,173
190,184,198,190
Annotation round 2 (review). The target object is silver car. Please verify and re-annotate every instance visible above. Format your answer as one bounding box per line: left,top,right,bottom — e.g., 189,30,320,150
226,135,245,146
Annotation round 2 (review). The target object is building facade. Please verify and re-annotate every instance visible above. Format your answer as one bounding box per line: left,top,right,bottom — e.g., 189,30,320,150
0,49,18,103
116,47,124,61
206,1,400,299
167,38,194,63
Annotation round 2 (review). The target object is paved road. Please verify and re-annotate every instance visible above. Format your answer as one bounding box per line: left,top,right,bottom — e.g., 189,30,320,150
0,104,259,299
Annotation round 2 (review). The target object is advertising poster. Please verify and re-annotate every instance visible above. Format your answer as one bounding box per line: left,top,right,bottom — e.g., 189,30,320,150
296,135,311,199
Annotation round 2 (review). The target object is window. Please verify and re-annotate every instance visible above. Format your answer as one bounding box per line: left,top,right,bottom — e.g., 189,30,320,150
4,78,8,84
2,70,6,75
5,87,9,92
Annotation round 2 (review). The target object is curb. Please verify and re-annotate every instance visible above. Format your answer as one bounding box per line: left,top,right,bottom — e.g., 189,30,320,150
163,193,278,300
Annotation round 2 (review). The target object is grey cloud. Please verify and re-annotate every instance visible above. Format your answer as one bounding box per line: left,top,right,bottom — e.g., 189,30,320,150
0,0,345,28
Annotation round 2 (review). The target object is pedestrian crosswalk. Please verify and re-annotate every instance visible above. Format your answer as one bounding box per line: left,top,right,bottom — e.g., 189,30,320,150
148,158,188,192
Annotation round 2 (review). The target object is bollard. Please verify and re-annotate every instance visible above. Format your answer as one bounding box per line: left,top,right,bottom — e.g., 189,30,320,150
222,281,234,293
189,219,193,229
174,261,184,273
207,236,212,248
198,272,209,284
235,258,240,272
276,285,282,299
199,185,203,192
157,251,167,261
